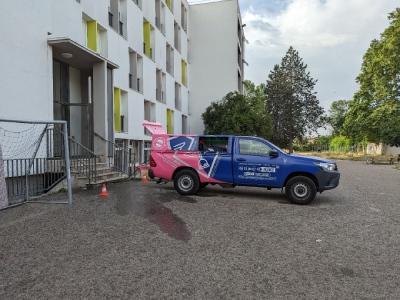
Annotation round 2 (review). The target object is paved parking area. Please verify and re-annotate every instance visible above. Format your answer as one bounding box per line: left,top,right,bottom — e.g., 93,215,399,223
1,160,400,299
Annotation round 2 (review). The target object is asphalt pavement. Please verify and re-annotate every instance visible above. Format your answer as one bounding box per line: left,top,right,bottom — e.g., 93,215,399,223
1,160,400,299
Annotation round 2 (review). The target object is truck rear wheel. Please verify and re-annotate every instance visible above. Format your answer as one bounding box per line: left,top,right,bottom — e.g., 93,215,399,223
285,176,317,205
174,169,200,195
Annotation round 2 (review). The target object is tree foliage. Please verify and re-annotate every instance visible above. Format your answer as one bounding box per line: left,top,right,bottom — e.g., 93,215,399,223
265,47,324,152
343,8,400,146
329,135,351,150
326,100,351,136
201,88,272,138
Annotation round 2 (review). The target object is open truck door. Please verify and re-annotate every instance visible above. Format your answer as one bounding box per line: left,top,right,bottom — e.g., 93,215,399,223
142,120,166,135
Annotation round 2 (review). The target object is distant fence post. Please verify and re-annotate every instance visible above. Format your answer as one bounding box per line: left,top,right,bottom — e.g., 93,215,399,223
0,144,8,209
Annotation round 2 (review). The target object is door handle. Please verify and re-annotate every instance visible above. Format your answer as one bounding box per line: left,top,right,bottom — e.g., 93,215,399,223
236,158,246,161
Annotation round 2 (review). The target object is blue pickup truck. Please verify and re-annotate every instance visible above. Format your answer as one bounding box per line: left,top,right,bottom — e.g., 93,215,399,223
143,121,340,205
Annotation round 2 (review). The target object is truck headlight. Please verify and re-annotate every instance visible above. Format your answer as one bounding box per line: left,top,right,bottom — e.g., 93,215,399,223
314,162,337,171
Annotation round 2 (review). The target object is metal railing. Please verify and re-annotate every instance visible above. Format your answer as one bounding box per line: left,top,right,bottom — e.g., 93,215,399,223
108,12,113,27
3,157,66,202
68,137,98,185
94,133,133,177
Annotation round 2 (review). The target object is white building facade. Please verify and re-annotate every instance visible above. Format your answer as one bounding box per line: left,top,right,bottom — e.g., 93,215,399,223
0,0,244,165
188,0,246,134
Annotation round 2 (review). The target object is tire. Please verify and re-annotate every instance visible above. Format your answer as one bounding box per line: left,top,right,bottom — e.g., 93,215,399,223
174,169,200,195
285,176,317,205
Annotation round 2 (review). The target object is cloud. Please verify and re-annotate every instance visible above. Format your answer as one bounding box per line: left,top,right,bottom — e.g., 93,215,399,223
241,0,398,110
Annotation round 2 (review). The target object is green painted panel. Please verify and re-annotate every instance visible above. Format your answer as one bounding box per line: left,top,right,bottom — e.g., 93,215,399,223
167,109,173,134
181,60,186,86
114,87,121,132
143,22,151,58
87,20,98,52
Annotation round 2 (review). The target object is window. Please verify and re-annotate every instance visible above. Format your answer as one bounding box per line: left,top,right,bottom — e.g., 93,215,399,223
109,0,117,29
181,2,187,32
143,142,151,164
120,90,128,132
82,20,87,46
175,82,181,110
156,69,164,103
174,22,181,52
155,0,165,34
137,54,143,92
109,0,126,37
144,100,155,135
239,139,272,156
83,15,107,55
97,24,108,57
199,137,229,152
182,115,188,134
132,0,141,8
129,50,142,92
166,43,174,75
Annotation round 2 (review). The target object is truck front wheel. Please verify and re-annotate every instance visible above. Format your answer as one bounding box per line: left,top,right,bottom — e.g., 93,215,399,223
174,169,200,195
285,176,317,205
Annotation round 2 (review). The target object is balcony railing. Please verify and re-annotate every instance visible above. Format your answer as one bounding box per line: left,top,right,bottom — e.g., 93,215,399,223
108,12,113,27
119,21,123,35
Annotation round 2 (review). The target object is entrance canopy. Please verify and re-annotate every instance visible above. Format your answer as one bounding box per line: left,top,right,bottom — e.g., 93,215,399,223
48,37,118,71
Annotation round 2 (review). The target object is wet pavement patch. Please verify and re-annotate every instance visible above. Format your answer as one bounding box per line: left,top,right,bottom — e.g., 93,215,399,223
114,184,192,241
194,193,218,198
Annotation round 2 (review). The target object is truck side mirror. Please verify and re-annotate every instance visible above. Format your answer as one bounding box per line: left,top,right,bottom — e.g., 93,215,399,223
269,150,279,157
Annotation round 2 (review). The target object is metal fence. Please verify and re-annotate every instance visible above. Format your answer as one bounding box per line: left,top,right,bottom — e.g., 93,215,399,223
0,119,72,210
311,144,365,153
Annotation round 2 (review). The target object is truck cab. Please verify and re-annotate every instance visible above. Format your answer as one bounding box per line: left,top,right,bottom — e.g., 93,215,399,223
143,120,340,205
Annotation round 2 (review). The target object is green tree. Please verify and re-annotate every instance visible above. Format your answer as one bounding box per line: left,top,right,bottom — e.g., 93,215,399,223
244,80,266,100
265,47,325,152
329,135,351,151
201,90,272,138
343,8,400,146
326,100,351,136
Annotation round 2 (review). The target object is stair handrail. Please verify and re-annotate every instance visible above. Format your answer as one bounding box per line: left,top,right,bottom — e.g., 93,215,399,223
68,137,99,185
93,132,133,177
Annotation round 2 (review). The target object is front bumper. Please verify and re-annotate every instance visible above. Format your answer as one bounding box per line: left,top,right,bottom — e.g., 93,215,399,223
315,170,340,192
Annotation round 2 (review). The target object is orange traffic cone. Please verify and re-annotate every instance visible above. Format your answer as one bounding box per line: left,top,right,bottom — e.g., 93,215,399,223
99,184,109,196
141,172,148,183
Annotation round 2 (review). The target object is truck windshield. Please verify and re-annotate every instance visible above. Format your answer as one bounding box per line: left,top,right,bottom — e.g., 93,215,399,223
264,140,287,154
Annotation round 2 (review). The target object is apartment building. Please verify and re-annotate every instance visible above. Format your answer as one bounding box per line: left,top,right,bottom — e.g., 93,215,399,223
0,0,244,167
188,0,246,134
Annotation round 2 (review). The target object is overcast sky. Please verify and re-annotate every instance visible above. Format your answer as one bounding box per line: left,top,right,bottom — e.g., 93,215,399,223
238,0,398,113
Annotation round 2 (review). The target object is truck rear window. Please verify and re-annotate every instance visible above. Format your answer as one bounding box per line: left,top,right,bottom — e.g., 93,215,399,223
199,136,229,152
